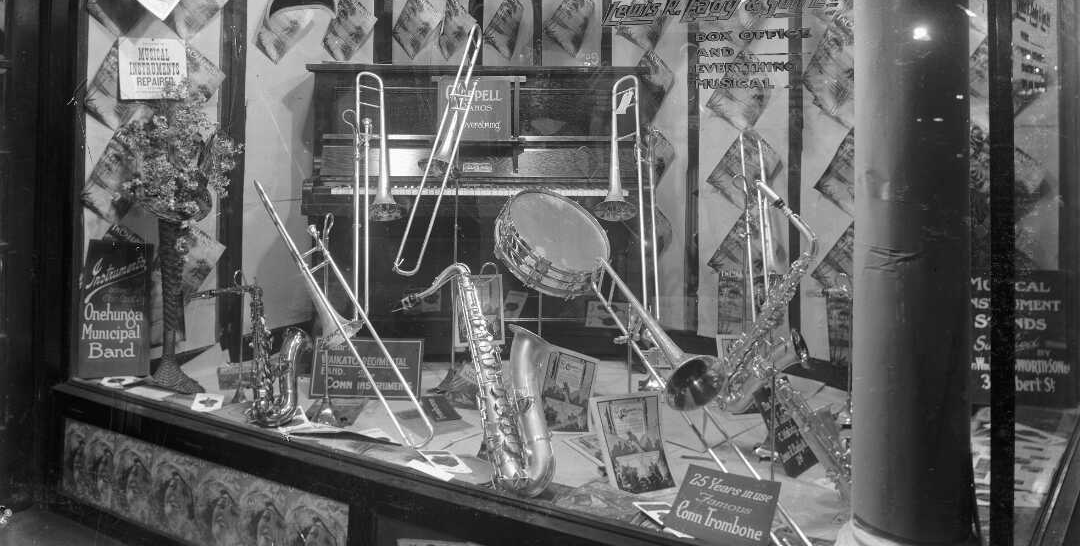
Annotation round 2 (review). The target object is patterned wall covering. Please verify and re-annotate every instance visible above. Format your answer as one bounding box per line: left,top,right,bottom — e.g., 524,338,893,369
62,419,349,546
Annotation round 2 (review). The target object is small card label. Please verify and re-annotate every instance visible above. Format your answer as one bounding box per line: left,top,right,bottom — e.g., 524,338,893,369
419,450,472,474
421,395,462,422
666,464,779,546
191,393,224,412
753,386,818,478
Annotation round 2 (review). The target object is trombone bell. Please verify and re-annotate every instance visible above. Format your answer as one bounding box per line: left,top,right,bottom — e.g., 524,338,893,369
362,116,403,222
665,358,725,411
593,145,637,221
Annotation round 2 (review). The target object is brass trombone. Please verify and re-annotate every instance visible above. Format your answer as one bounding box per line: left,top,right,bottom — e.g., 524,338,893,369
253,180,435,449
392,24,483,277
343,71,402,314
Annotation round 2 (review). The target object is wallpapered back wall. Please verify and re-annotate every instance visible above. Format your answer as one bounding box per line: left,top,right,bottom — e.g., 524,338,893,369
80,0,1061,370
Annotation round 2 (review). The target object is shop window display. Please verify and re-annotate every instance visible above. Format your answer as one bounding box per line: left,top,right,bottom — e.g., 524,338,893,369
38,0,1080,545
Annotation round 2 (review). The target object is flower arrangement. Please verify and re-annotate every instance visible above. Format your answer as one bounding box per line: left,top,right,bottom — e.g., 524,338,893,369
115,80,242,227
115,80,242,394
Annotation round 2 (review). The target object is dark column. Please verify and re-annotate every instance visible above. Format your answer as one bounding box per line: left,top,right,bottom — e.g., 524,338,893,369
840,2,976,545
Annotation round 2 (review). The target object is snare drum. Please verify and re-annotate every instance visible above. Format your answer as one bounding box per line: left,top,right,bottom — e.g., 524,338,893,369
494,189,611,299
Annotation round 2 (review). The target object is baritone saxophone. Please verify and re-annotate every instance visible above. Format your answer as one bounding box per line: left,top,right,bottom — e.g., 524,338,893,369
398,264,555,497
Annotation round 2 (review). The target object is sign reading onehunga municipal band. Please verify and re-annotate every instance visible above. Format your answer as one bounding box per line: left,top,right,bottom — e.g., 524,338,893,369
76,239,152,378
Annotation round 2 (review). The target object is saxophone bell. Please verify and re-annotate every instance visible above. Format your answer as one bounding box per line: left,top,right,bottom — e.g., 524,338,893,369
408,265,555,497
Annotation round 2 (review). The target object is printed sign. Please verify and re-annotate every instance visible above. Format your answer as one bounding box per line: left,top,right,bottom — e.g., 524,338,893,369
436,77,512,141
970,270,1075,407
666,464,780,546
540,349,598,433
77,239,152,378
310,338,424,399
117,37,187,100
753,386,818,477
590,392,677,494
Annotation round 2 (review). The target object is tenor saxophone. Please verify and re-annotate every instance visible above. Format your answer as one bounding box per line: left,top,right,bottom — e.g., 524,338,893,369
399,264,555,497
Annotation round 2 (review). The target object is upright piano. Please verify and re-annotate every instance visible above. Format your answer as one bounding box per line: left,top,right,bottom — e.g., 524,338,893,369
303,63,651,357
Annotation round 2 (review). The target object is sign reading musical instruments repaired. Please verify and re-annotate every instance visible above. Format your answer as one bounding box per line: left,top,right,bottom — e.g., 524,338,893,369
666,464,779,546
436,77,513,141
310,338,424,399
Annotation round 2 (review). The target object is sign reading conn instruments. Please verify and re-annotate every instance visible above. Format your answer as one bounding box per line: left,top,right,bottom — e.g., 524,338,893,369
436,77,512,141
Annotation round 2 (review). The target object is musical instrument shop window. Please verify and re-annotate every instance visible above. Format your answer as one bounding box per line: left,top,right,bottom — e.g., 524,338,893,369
56,2,1080,546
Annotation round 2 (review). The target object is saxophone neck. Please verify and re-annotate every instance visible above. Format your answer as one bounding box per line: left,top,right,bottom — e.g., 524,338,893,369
395,263,472,311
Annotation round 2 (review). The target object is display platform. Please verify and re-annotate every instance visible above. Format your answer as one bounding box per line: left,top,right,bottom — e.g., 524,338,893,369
56,349,853,546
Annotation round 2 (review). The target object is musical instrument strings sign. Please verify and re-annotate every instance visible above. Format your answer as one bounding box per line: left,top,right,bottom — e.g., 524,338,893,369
310,338,423,399
76,239,152,378
970,270,1075,406
436,77,512,141
117,37,187,100
666,464,780,546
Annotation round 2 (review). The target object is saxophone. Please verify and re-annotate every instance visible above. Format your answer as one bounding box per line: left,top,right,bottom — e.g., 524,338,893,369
665,182,851,499
192,277,306,427
399,264,554,497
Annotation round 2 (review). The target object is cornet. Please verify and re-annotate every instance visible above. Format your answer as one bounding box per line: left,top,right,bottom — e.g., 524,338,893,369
392,25,483,277
343,71,402,314
253,180,434,448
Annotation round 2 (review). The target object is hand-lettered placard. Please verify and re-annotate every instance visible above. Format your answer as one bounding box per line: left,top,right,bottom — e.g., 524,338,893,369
970,270,1075,407
76,239,152,378
753,385,818,477
310,338,423,399
665,464,780,546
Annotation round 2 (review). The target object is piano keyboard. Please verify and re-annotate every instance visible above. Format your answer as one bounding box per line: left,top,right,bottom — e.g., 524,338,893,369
326,184,627,198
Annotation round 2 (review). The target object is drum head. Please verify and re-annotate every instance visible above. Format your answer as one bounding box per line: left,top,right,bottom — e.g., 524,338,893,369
494,189,611,299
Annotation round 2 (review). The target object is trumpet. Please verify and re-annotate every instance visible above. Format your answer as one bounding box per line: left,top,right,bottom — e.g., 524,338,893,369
253,180,434,448
343,71,402,314
392,25,483,277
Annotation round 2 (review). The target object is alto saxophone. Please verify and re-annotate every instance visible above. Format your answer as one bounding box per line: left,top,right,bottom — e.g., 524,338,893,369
192,277,307,427
399,264,555,497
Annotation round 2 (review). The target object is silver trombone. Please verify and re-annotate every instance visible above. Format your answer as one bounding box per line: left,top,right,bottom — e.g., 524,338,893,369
253,180,435,449
343,71,402,314
592,75,661,322
589,261,814,546
392,25,483,277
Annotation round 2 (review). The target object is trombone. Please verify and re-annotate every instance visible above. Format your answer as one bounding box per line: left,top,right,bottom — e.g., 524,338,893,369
253,180,434,449
343,71,402,315
392,25,483,277
592,75,661,321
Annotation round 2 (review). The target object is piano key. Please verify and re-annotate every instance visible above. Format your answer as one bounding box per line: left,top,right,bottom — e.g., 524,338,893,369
324,185,626,197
